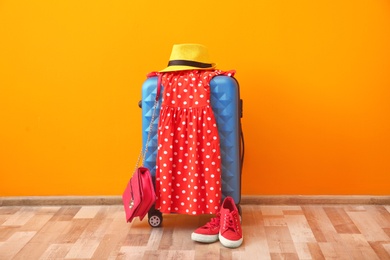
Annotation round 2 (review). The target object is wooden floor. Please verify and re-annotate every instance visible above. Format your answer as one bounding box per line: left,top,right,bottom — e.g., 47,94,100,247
1,204,390,259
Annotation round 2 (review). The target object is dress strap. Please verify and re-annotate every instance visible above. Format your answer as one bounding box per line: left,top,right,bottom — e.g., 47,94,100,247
156,74,162,101
146,71,162,101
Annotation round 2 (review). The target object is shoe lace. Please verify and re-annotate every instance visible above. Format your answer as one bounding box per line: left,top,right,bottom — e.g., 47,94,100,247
223,211,240,233
203,213,220,229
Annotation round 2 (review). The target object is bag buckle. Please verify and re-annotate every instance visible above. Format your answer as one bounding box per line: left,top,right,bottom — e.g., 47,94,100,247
129,199,134,209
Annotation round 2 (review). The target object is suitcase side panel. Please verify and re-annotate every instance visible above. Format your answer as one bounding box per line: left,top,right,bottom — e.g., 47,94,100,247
141,77,162,177
141,76,242,204
209,76,242,203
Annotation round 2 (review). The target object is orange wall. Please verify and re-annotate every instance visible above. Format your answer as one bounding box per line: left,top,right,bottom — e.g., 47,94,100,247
1,0,389,196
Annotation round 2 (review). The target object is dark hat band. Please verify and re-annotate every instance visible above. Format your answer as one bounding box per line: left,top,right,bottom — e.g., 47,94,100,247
168,60,213,68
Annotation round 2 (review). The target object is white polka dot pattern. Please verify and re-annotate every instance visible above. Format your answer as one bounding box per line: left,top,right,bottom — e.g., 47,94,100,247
155,70,231,215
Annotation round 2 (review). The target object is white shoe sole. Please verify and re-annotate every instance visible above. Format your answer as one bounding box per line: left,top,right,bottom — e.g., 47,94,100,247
191,232,219,243
219,233,243,248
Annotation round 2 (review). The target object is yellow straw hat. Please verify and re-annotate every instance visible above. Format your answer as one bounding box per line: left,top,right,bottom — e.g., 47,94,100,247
159,44,217,72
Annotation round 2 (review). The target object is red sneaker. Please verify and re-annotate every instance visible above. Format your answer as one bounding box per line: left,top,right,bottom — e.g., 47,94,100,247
219,196,243,248
191,213,220,243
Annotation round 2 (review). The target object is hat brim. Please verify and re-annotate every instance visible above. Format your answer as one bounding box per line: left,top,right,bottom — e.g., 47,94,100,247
159,63,217,73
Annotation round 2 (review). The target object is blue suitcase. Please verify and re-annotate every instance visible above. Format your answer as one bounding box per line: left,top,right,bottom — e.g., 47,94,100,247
140,75,243,227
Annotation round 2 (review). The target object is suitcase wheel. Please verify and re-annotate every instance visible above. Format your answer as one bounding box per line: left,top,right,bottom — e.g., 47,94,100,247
148,209,163,228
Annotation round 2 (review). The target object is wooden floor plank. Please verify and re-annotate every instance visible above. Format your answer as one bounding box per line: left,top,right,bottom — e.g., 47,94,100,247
193,243,221,259
366,205,390,229
318,242,349,259
93,208,137,259
50,206,81,221
167,250,195,260
308,206,342,243
146,227,164,250
241,205,271,259
307,242,325,260
323,207,361,234
0,204,390,259
118,246,146,259
12,220,70,260
302,206,328,243
19,213,54,232
0,231,36,259
39,243,72,260
265,226,297,255
293,242,313,259
383,243,390,255
347,210,390,241
284,214,316,243
73,205,102,219
369,241,390,259
2,207,35,227
339,234,380,260
65,207,114,259
0,226,19,242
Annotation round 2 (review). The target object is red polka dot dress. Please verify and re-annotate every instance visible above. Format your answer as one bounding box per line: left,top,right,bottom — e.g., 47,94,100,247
150,69,235,215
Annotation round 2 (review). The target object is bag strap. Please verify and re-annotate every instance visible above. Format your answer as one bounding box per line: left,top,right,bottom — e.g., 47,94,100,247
134,74,162,171
156,74,161,102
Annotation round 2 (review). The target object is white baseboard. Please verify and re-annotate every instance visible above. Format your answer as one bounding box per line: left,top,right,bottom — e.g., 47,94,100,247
241,195,390,205
1,195,389,206
0,196,121,206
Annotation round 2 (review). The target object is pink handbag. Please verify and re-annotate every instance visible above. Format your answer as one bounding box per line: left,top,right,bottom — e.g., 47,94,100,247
122,166,156,223
122,75,161,223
